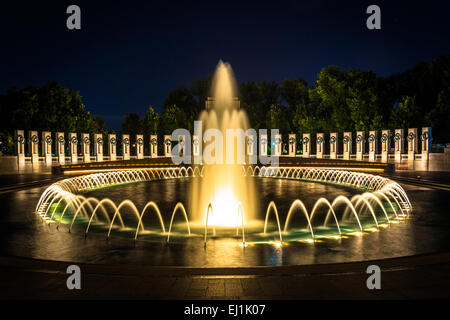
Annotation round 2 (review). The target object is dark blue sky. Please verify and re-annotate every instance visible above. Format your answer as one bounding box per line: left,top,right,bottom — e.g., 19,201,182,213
1,1,449,130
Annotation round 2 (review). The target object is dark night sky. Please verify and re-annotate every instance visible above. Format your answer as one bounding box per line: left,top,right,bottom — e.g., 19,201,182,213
1,0,449,130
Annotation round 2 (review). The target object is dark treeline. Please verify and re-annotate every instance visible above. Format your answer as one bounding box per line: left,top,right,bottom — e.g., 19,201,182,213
0,81,108,154
1,55,449,154
124,55,450,146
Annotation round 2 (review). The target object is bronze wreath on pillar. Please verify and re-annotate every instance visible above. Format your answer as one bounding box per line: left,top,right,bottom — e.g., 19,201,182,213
31,135,39,144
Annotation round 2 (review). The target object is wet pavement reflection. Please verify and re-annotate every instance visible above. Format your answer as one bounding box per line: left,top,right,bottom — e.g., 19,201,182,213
0,177,449,267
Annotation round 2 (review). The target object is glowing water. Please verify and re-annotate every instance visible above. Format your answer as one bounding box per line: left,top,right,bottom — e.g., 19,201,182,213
190,61,257,227
32,64,415,248
35,166,412,245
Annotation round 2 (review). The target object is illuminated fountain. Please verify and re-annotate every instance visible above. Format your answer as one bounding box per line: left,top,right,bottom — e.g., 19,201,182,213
191,61,257,235
35,166,412,246
34,62,413,249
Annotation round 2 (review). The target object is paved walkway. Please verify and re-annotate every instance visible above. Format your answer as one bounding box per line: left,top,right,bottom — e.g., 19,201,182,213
0,173,63,194
383,171,450,191
390,171,450,183
1,252,450,299
0,169,449,299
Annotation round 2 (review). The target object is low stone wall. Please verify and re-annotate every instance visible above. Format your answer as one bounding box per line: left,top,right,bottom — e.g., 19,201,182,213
0,156,19,174
391,153,450,172
2,151,450,175
0,156,53,175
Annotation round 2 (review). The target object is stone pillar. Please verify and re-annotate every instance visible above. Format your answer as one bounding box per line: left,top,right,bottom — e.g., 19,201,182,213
407,128,417,161
164,135,172,157
122,134,130,160
329,133,338,159
14,130,25,166
260,134,268,157
394,129,404,161
150,135,158,158
302,133,310,158
56,132,65,164
343,132,352,160
316,133,324,159
381,130,390,163
288,134,296,157
28,131,39,164
193,135,201,164
94,134,103,162
68,133,78,164
368,131,378,162
273,134,282,157
82,133,91,163
136,134,144,159
355,131,365,161
42,131,53,164
421,127,432,161
247,135,255,157
108,134,117,161
174,135,186,160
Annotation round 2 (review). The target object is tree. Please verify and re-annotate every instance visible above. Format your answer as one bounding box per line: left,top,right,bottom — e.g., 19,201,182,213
0,81,107,154
310,66,350,131
239,81,263,129
426,87,450,143
2,54,450,151
163,86,197,132
266,104,290,134
346,69,382,131
389,95,422,130
121,113,143,155
90,115,108,136
141,106,160,154
260,81,280,115
122,113,143,139
159,104,188,135
280,78,308,124
142,106,159,135
36,81,74,132
190,75,212,113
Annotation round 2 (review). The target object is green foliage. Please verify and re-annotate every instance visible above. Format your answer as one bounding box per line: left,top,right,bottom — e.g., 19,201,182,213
163,86,197,132
346,69,381,131
160,104,188,134
2,55,450,154
426,87,450,143
190,75,212,111
313,66,351,131
239,81,263,130
266,104,290,135
90,115,109,136
142,106,159,135
0,81,107,154
121,113,143,143
389,95,422,130
280,78,308,112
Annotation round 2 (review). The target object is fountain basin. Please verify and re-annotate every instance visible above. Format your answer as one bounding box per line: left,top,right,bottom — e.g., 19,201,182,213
2,167,449,267
35,167,411,247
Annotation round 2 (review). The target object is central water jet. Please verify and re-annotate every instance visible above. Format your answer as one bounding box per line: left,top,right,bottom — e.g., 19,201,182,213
190,61,257,227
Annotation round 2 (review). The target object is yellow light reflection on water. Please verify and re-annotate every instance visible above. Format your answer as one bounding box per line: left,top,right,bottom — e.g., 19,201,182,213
206,187,242,227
